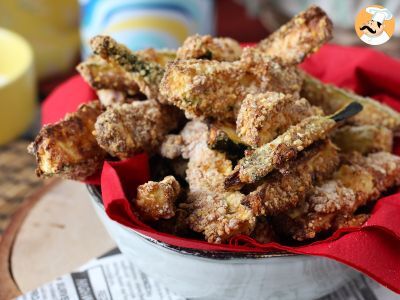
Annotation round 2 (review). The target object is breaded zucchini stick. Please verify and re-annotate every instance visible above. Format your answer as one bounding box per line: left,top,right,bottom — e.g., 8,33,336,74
257,5,333,65
226,115,336,189
176,34,242,61
94,100,179,159
77,55,140,96
332,125,393,154
136,48,176,67
135,176,181,221
177,121,256,243
279,151,400,241
244,140,339,216
90,35,165,101
301,73,400,131
333,213,370,230
160,52,302,120
236,92,322,148
28,101,106,180
77,56,140,106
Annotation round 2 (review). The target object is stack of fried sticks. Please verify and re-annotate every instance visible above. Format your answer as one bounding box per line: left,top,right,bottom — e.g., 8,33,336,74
28,6,400,244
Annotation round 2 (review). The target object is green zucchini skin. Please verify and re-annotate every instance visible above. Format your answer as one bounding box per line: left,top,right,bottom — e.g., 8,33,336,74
207,123,248,161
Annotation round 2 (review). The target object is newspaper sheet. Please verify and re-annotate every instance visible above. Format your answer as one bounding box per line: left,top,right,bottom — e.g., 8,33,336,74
16,249,399,300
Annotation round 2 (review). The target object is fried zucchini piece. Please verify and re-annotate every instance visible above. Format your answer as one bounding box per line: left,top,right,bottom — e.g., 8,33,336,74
257,5,333,65
236,92,322,148
208,122,248,160
251,217,276,243
160,53,301,120
226,102,362,189
332,125,393,154
159,134,184,160
333,213,370,230
94,100,180,159
179,121,255,243
28,101,106,180
135,176,181,221
90,35,165,101
176,34,242,61
136,48,176,67
244,140,339,216
301,72,400,131
225,116,337,189
77,55,140,98
278,151,400,241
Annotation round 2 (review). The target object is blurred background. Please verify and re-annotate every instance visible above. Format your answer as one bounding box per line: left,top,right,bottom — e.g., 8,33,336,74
0,0,399,237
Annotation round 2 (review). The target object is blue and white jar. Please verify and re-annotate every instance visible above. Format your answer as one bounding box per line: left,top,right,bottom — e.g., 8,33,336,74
79,0,215,58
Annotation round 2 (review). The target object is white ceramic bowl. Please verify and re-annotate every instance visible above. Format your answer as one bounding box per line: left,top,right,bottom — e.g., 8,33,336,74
87,185,360,300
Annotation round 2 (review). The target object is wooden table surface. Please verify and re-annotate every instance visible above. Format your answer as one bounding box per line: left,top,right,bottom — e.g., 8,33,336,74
0,140,44,236
0,176,116,299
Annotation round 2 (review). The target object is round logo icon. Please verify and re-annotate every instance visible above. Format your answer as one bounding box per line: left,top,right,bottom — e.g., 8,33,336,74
355,5,395,46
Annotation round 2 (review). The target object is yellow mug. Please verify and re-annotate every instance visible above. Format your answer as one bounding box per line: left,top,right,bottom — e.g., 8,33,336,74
0,27,36,145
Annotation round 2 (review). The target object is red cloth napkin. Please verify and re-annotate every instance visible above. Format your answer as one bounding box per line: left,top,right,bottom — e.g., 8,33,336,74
41,45,400,293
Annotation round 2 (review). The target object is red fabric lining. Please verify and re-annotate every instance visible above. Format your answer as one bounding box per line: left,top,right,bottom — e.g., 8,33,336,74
42,44,400,293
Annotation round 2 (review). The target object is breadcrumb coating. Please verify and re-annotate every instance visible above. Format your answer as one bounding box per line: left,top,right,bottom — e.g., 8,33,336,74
279,151,400,241
333,213,370,230
28,101,106,180
244,140,339,216
176,34,242,61
226,116,336,188
135,176,181,221
77,49,175,105
237,92,322,148
97,89,132,106
90,35,165,101
159,134,184,159
332,125,393,154
136,48,176,67
258,5,333,65
160,50,302,120
94,100,179,159
77,55,140,102
28,5,400,246
178,121,256,243
301,72,400,131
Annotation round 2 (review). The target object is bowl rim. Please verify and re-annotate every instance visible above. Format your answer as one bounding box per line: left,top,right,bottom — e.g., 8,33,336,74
86,184,298,260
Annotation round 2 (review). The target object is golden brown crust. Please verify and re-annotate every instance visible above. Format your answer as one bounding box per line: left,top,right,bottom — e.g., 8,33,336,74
301,72,400,131
90,35,165,101
278,151,400,241
27,101,106,180
160,52,302,120
176,34,242,62
159,134,184,159
236,92,322,148
333,213,370,230
135,176,181,221
244,140,339,216
77,48,175,105
258,5,333,65
178,121,256,243
332,125,393,154
136,48,176,67
77,55,140,99
94,100,180,159
226,116,336,188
